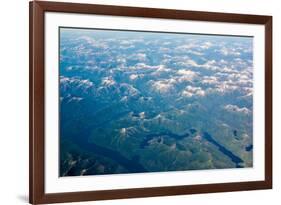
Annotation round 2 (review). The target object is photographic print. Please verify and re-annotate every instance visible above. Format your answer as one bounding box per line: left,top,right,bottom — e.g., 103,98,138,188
30,2,272,203
59,27,253,177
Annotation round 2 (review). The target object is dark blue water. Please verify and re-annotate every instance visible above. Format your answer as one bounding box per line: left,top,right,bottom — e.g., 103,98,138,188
140,131,244,168
140,131,190,148
190,128,197,134
203,132,244,167
245,144,253,152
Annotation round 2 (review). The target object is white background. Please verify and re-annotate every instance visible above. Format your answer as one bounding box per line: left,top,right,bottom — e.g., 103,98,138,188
0,0,279,204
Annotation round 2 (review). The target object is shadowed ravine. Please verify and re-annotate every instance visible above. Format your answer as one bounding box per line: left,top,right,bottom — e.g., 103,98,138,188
72,137,147,173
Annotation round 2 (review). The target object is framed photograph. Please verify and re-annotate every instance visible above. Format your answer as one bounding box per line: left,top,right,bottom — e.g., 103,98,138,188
29,1,272,204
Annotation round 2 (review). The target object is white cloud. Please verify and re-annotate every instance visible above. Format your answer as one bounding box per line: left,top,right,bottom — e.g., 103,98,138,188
130,63,159,70
176,41,212,54
151,80,175,93
177,59,218,71
116,56,127,64
212,82,238,93
220,67,234,73
119,39,143,45
177,69,195,76
219,47,241,56
241,87,253,97
78,79,93,88
202,76,218,85
224,104,251,114
129,74,139,80
159,47,171,52
200,41,213,49
118,39,143,49
162,41,172,46
78,36,108,49
186,59,201,67
60,76,93,90
119,45,135,49
119,40,132,45
120,83,140,96
151,65,172,76
135,53,147,61
176,43,196,51
101,77,115,86
227,73,252,86
139,112,145,119
186,50,204,56
201,60,217,69
182,85,205,97
67,96,83,103
176,69,198,82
